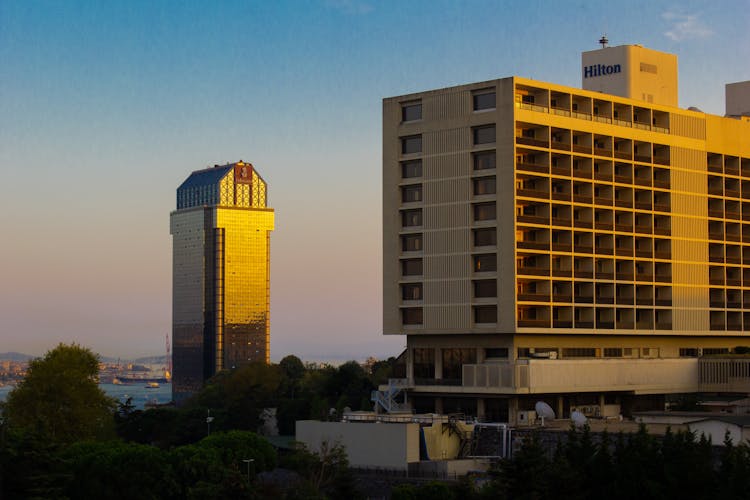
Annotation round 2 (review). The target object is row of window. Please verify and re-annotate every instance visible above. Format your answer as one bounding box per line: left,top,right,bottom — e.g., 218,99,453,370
400,90,496,124
401,124,496,155
402,305,498,326
401,280,496,301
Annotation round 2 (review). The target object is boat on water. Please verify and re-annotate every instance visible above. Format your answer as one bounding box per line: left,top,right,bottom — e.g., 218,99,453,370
145,381,160,389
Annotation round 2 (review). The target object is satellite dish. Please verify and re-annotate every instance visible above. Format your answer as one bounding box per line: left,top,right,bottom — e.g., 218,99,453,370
571,410,587,427
535,401,556,420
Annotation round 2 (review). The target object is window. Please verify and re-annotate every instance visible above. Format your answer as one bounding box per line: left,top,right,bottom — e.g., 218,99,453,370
401,184,422,203
703,348,730,355
402,209,422,227
474,279,497,298
401,160,422,178
401,234,422,252
413,348,435,379
474,151,496,170
604,348,623,357
473,91,496,111
679,348,699,357
485,348,508,358
473,125,496,145
402,283,422,300
402,101,422,122
474,306,497,323
473,253,497,272
401,259,422,276
473,228,497,246
562,348,597,358
402,307,423,325
442,348,477,382
473,176,496,195
473,202,496,221
401,135,422,154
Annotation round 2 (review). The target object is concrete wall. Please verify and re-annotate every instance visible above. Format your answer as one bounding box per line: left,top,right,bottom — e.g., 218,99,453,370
296,421,420,470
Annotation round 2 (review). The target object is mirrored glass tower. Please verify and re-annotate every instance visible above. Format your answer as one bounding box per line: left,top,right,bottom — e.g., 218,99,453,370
171,161,274,402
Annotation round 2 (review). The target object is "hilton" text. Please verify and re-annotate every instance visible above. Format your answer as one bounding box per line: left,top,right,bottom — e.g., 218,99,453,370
583,63,621,78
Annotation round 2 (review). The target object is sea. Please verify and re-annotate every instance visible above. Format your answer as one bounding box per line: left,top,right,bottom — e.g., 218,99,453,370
0,382,173,410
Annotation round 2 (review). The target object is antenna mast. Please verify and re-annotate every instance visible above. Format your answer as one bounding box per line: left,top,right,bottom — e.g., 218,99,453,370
599,34,609,48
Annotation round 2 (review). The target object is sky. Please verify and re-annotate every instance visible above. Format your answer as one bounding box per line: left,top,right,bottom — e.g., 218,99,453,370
0,0,748,361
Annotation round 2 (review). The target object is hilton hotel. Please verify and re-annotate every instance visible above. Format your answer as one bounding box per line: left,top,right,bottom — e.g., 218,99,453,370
382,44,750,422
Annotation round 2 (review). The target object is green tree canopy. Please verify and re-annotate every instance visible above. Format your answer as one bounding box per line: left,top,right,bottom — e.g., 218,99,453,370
2,343,116,443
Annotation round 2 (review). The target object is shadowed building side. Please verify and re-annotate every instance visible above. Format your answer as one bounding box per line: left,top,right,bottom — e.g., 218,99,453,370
171,161,274,403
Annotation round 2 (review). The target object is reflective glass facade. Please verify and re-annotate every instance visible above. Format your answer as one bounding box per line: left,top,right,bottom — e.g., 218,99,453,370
171,161,274,402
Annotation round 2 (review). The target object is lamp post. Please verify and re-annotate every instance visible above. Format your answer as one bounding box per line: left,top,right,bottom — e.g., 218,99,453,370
242,458,255,483
206,409,214,436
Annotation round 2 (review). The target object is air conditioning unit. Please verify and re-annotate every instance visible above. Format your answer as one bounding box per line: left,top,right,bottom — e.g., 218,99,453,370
517,410,537,425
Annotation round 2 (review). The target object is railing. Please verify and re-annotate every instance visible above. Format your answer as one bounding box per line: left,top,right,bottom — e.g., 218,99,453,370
700,358,750,393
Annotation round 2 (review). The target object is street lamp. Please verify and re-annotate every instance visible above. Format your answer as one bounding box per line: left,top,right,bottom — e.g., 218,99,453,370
242,458,255,483
206,409,214,436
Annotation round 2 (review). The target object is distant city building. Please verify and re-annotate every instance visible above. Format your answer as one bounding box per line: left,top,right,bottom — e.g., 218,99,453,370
381,43,750,423
171,161,274,402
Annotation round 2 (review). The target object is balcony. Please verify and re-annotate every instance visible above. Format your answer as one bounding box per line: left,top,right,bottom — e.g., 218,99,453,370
572,144,592,154
517,266,550,277
518,319,551,328
518,293,550,302
517,214,549,225
516,136,549,148
517,162,549,174
517,241,549,251
614,151,632,161
551,141,571,151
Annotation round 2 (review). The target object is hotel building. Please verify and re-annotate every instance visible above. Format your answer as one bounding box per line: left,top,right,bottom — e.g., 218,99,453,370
171,161,274,402
382,44,750,422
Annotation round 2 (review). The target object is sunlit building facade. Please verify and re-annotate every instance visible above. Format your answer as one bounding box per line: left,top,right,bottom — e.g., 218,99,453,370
382,44,750,422
171,161,274,402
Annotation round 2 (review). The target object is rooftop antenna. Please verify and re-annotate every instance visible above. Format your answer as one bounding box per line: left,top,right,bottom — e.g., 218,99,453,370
599,34,609,48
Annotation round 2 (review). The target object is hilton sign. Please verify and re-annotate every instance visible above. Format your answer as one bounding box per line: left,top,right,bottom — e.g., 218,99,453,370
583,63,622,78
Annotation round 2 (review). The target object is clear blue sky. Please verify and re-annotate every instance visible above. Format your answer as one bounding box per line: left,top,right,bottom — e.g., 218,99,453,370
1,0,748,360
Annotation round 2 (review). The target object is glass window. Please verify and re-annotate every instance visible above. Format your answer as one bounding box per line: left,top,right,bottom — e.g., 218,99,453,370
486,347,508,358
402,283,423,300
402,209,422,227
473,253,497,272
473,91,496,111
604,348,623,357
474,306,497,323
401,160,422,178
402,102,422,122
402,307,423,325
442,348,477,382
401,184,422,203
474,151,496,170
474,279,497,298
413,348,435,379
473,228,497,246
402,259,423,276
473,125,496,145
401,234,422,252
562,348,597,358
473,202,496,221
679,348,699,357
402,135,422,154
473,176,496,195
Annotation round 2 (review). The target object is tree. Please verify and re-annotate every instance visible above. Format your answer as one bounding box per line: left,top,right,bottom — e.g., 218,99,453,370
2,343,116,443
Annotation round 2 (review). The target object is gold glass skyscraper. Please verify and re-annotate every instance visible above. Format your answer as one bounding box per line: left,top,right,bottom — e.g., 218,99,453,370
171,161,274,402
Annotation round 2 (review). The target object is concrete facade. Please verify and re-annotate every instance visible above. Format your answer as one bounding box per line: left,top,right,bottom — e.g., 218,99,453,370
382,45,750,423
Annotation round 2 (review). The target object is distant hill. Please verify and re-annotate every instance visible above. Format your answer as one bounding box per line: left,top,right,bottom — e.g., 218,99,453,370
0,352,33,362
